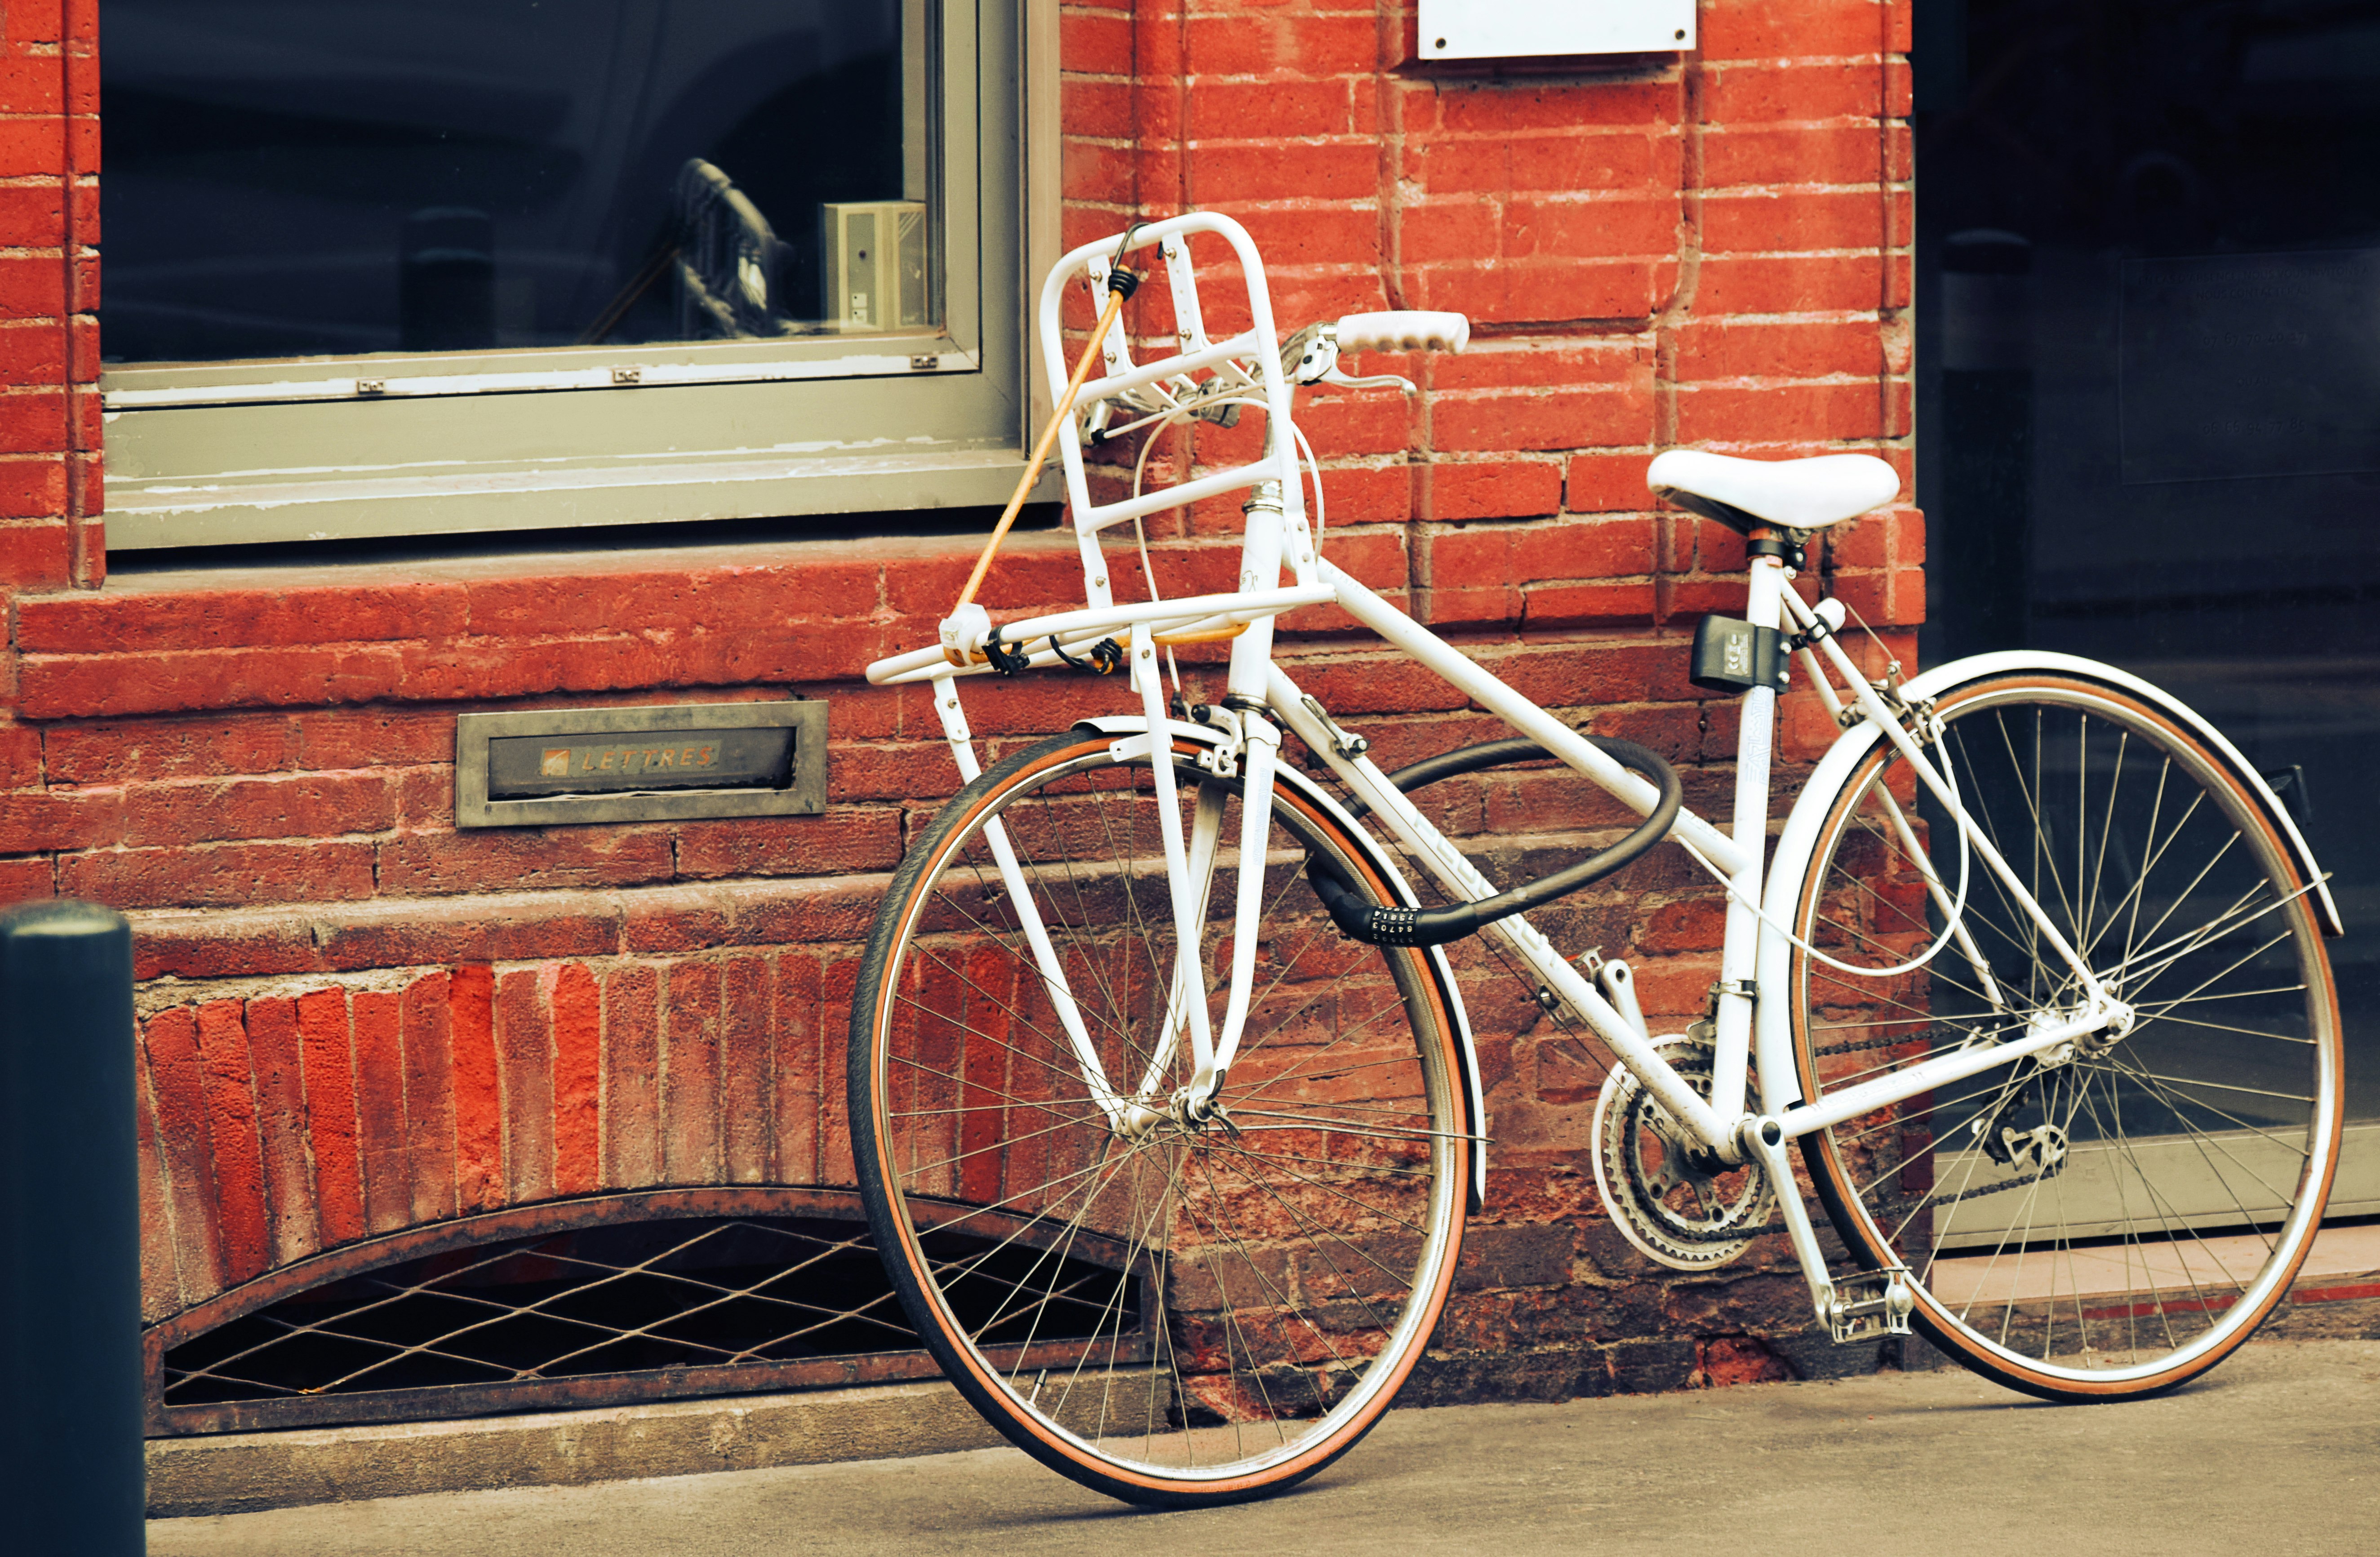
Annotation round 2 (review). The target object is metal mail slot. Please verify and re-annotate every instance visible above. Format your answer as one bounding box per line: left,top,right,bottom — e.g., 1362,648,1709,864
455,701,826,828
487,728,792,798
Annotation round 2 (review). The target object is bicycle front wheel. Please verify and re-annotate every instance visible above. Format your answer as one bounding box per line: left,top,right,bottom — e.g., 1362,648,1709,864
849,729,1470,1505
1789,668,2341,1398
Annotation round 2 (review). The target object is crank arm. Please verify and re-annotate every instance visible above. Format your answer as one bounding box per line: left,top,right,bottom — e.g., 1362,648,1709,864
1740,1116,1914,1344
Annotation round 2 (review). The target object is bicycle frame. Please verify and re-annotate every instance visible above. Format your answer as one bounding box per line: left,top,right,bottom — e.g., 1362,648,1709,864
866,212,2137,1320
1270,559,2133,1151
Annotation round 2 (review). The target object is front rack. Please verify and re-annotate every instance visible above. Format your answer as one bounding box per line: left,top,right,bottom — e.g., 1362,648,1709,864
866,211,1317,690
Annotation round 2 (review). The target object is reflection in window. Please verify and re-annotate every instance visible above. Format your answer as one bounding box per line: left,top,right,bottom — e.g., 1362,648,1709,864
1915,0,2380,1137
101,0,937,364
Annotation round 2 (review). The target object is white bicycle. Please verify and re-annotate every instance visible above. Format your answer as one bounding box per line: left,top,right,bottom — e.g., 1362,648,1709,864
847,214,2344,1506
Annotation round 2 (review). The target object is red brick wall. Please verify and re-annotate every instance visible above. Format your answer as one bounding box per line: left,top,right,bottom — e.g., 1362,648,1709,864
135,956,847,1319
0,0,98,592
3,2,1921,1397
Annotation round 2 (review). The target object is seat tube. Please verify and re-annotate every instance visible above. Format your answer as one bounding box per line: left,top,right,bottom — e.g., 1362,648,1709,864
1711,550,1791,1122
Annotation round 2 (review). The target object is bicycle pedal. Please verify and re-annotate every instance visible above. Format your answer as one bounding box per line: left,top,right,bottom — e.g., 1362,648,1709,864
1825,1268,1914,1343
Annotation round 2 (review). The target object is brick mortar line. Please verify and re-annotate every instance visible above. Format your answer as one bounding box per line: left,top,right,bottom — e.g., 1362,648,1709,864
9,628,892,657
1702,116,1915,129
1697,182,1903,195
1700,53,1905,69
1173,132,1673,146
132,936,879,989
1659,309,1899,325
1421,379,1841,399
37,764,436,788
1305,453,1669,466
57,20,90,586
1673,370,1904,387
122,873,899,924
1698,245,1916,258
1150,54,1893,83
135,963,615,1017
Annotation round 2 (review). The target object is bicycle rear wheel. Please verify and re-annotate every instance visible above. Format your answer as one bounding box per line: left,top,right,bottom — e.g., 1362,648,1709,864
1788,668,2341,1398
849,729,1470,1505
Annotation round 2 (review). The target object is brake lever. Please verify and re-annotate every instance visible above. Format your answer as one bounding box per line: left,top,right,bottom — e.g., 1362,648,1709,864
1281,323,1335,383
1314,367,1417,394
1282,324,1417,394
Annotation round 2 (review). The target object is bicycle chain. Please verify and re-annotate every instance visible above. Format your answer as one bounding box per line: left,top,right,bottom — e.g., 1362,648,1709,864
1485,928,2039,1246
1810,1023,1989,1059
1658,1024,2042,1243
1660,1163,2043,1242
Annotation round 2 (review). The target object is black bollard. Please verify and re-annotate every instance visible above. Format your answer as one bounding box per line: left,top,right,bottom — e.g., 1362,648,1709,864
0,900,144,1555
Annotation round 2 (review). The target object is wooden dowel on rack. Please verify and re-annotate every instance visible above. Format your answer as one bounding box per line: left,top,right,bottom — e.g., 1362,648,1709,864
953,277,1135,620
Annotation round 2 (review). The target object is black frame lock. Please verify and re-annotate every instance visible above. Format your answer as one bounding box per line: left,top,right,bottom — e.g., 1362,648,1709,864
1690,614,1789,694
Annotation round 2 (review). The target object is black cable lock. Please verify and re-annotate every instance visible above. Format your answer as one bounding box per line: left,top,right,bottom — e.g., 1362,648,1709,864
1305,734,1683,948
1050,635,1123,675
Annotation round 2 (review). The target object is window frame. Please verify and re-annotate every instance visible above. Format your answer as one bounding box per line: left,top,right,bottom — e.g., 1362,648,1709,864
98,0,1056,551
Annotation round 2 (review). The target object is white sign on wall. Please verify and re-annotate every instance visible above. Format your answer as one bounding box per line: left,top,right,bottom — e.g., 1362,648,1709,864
1418,0,1696,59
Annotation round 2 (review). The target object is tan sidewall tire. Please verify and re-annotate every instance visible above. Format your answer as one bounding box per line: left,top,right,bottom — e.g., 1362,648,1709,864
1787,673,2343,1400
850,734,1471,1504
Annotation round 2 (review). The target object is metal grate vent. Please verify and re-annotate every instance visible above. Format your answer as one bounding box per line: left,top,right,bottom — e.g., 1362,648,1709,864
148,1190,1140,1435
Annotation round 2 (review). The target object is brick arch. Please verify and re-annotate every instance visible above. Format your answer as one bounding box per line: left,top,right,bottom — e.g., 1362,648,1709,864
134,953,852,1326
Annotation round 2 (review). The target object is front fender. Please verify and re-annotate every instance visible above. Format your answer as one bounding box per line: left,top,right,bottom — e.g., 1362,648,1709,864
1073,715,1489,1211
1749,650,2341,1112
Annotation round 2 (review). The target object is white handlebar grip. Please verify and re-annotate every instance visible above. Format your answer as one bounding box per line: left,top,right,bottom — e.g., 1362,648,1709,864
1334,311,1470,354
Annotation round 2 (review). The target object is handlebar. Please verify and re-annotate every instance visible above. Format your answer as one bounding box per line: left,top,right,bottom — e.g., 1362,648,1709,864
1333,311,1470,355
1094,310,1474,438
1277,310,1470,396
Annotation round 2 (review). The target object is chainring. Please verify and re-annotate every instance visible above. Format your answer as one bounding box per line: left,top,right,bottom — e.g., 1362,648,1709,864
1590,1032,1777,1271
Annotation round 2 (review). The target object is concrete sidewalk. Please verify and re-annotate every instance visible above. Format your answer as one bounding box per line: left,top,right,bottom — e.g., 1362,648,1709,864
149,1339,2380,1557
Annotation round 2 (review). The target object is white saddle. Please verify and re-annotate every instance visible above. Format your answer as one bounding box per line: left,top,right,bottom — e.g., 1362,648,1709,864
1646,450,1900,535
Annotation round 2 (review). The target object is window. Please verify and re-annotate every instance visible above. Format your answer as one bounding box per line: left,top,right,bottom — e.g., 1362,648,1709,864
98,0,1046,550
1915,0,2380,1214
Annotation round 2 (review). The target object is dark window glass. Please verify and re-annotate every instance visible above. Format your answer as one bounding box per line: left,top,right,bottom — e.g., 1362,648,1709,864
1916,0,2380,1134
102,0,933,365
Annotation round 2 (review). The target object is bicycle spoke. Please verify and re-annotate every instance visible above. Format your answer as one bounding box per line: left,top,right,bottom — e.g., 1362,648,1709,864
1789,674,2335,1395
855,732,1467,1496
